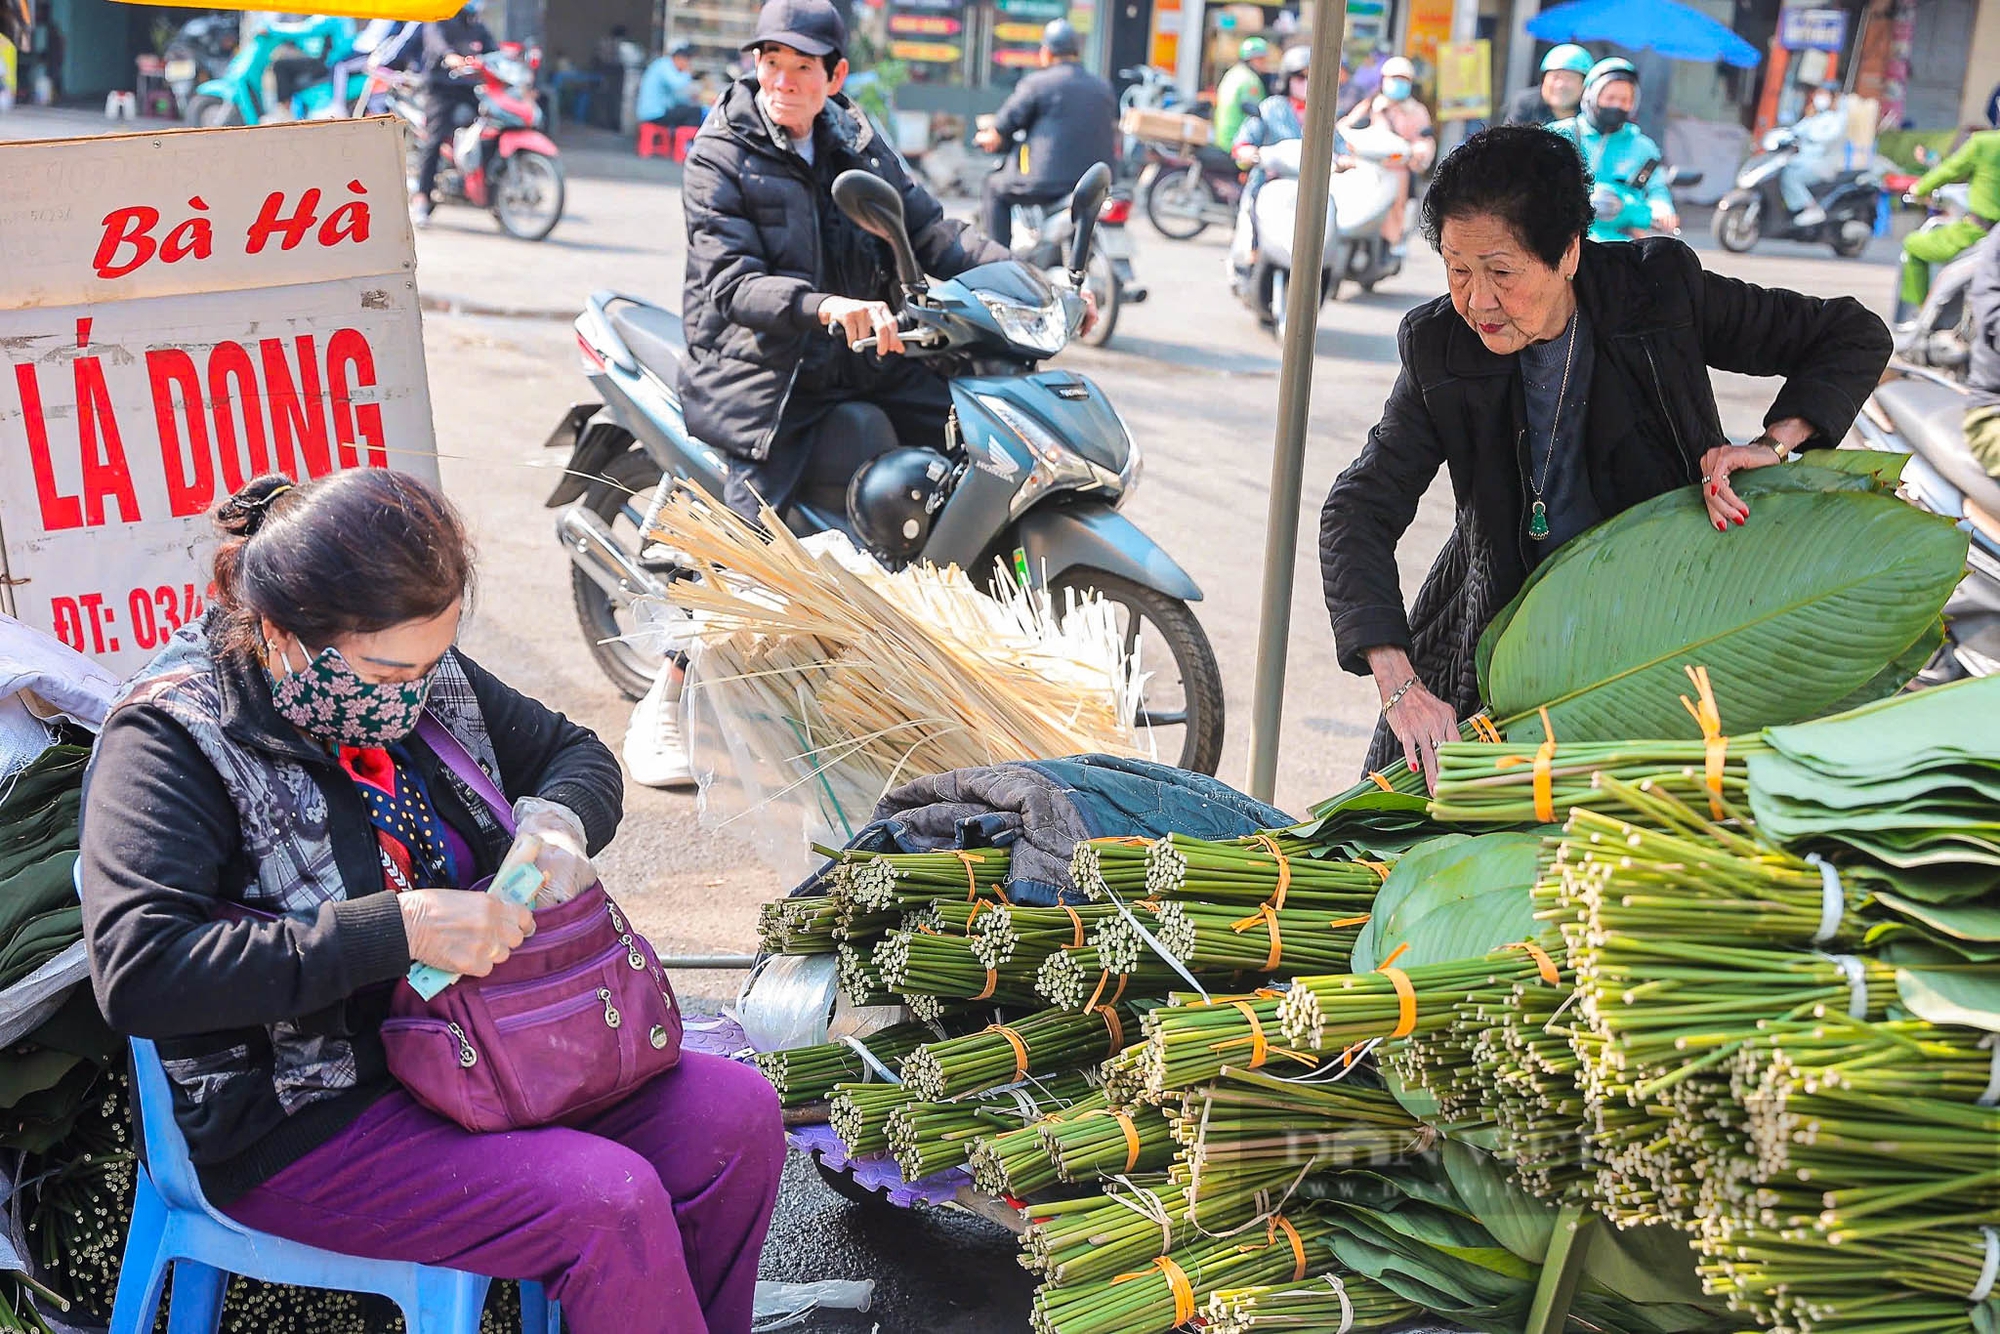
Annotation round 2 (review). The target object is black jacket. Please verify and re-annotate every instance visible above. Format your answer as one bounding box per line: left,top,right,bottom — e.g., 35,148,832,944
990,59,1119,194
420,14,494,85
1503,84,1556,126
81,627,621,1202
1321,236,1891,765
679,80,1008,462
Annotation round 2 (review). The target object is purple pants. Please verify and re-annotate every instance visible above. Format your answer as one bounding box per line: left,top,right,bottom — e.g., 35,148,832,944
224,1052,784,1334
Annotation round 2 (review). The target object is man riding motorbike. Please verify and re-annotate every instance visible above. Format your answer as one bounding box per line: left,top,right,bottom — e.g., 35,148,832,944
1337,55,1433,252
410,0,496,226
1902,125,2000,321
1777,83,1848,228
1228,44,1319,284
640,0,1011,787
1503,43,1591,127
1551,58,1678,240
1965,232,2000,475
974,19,1117,249
1212,36,1273,150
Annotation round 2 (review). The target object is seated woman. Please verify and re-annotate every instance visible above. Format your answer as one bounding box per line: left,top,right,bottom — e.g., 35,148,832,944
1320,125,1891,790
80,470,783,1334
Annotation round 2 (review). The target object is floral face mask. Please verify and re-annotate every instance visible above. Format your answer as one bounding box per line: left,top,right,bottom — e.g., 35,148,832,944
267,640,433,746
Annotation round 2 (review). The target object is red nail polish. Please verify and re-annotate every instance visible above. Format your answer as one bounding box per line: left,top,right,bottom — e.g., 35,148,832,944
1735,515,1745,526
1715,519,1725,531
1708,484,1717,496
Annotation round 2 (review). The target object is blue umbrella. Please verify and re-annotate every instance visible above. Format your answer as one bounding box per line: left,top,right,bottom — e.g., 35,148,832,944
1527,0,1761,68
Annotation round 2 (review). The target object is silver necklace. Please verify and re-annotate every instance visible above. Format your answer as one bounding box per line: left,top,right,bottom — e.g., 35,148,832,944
1527,310,1577,542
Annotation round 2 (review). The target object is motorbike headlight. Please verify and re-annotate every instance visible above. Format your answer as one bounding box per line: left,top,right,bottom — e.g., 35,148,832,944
976,291,1068,357
977,393,1098,518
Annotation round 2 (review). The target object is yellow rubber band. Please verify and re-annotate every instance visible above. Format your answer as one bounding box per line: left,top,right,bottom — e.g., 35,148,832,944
1381,965,1417,1039
1061,902,1085,948
1505,940,1561,987
1328,913,1371,930
1232,1000,1270,1069
1157,1256,1196,1324
1680,664,1729,820
1368,770,1395,792
1253,833,1291,910
1532,706,1558,823
988,1023,1030,1081
1469,713,1503,744
1115,1110,1142,1172
1273,1213,1307,1281
1360,860,1391,881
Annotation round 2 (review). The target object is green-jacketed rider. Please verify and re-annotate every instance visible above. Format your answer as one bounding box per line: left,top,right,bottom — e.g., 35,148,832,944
1900,129,2000,319
1213,38,1273,149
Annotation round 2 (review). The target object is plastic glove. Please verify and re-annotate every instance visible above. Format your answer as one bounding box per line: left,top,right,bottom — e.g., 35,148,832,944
511,798,598,907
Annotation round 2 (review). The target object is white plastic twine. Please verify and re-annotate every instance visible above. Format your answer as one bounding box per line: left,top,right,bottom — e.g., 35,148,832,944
839,1035,902,1084
1805,854,1843,945
1820,953,1869,1019
1098,877,1210,1003
1106,1178,1175,1254
1969,1226,1999,1304
1323,1274,1355,1333
1978,1034,2000,1109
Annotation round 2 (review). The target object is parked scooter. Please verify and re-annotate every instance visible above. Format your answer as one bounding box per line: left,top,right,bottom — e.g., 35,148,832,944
1712,129,1883,257
1138,139,1242,240
183,14,353,126
161,15,238,117
1892,221,1991,383
383,50,564,241
1233,120,1407,332
542,166,1225,774
1117,65,1183,180
1011,185,1147,346
1852,363,2000,681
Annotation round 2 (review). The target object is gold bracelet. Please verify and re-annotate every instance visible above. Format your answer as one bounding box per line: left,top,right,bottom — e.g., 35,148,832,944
1383,673,1422,713
1748,432,1789,464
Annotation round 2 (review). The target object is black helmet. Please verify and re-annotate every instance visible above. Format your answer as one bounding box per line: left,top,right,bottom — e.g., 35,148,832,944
1041,18,1080,57
1280,45,1310,80
847,448,952,562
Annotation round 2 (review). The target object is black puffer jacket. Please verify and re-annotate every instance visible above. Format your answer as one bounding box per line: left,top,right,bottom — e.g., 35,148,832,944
1320,236,1891,769
990,59,1118,194
679,80,1007,462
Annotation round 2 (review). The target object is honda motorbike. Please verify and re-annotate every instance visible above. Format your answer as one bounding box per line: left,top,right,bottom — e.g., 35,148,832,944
542,166,1225,774
1893,222,1991,384
1588,162,1703,241
1852,363,2000,681
183,14,354,126
1139,141,1242,240
1012,185,1148,347
1712,129,1882,258
161,15,238,117
1234,121,1407,332
387,50,564,241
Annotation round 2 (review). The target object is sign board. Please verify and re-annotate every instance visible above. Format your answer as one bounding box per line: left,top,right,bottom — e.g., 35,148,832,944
1436,40,1491,122
1403,0,1454,77
0,118,438,678
114,0,458,18
1778,6,1847,52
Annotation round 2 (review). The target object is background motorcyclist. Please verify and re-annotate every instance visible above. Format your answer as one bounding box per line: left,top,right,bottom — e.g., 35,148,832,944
1551,58,1678,240
1776,84,1848,228
974,19,1118,248
1212,36,1273,150
1228,44,1318,285
411,0,496,226
1901,126,2000,320
1965,232,2000,475
331,18,418,116
1503,43,1592,127
1337,55,1433,253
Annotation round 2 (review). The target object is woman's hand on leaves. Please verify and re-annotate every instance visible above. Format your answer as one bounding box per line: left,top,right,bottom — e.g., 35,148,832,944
1700,419,1810,530
399,889,535,977
1367,647,1458,794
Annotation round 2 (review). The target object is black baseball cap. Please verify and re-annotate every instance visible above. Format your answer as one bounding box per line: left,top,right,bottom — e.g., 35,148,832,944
743,0,847,58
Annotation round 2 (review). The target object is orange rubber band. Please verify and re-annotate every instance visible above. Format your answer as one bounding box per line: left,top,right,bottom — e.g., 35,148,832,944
1085,968,1129,1015
1223,903,1282,971
1532,706,1558,823
1368,770,1394,792
1114,1110,1142,1171
1505,940,1561,987
1469,713,1503,745
1096,1003,1125,1051
954,851,985,900
974,968,999,1001
1126,1255,1194,1326
1360,860,1391,881
1252,833,1292,910
1327,913,1371,930
1680,664,1729,820
988,1023,1030,1081
1231,1000,1270,1069
1380,966,1417,1039
1061,902,1085,949
1272,1213,1307,1281
1380,942,1410,969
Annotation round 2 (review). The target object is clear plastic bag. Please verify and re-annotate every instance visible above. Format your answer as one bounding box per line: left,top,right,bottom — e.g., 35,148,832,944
752,1279,874,1331
733,952,840,1053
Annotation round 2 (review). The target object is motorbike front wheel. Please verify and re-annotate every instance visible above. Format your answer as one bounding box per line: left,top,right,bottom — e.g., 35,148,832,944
1050,569,1225,776
1712,197,1761,253
494,150,566,242
572,449,668,700
183,93,241,127
1077,244,1122,347
1145,169,1213,241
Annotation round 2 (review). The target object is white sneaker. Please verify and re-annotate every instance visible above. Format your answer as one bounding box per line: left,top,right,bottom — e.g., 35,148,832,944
1794,203,1826,228
624,666,696,789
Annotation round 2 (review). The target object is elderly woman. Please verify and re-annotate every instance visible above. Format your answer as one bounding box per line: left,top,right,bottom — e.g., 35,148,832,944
1321,125,1891,789
80,470,783,1334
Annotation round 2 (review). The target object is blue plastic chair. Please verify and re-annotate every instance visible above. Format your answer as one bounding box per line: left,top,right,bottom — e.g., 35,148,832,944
111,1035,562,1334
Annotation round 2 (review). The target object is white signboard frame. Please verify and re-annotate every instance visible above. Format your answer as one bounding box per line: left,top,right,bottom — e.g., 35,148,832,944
0,118,437,677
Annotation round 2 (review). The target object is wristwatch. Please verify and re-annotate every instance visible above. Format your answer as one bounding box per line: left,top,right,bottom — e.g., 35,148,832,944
1747,432,1789,465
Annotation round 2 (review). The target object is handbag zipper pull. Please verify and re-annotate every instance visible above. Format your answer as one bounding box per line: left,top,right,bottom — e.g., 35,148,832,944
599,987,622,1029
606,900,628,934
448,1022,478,1068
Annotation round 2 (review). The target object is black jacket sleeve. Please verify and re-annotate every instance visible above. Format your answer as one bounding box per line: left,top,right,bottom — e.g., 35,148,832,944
1683,242,1891,442
899,158,1011,276
80,709,411,1039
1321,314,1452,677
682,143,823,336
990,73,1042,141
455,652,624,853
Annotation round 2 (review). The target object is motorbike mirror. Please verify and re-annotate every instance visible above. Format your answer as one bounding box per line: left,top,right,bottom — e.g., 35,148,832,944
833,169,925,291
1667,167,1704,188
1066,162,1113,276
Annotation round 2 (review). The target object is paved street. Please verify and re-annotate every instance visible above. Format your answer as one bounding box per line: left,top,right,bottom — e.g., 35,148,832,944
0,106,1919,1330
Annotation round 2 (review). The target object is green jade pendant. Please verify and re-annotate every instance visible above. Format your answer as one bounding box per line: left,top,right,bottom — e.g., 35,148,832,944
1528,500,1550,540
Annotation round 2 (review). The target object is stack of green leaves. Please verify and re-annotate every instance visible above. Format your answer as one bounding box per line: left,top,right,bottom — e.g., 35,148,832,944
885,1071,1098,1180
0,747,89,996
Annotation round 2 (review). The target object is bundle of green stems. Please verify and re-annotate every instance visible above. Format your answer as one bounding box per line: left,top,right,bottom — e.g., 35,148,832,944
1144,902,1363,978
886,1071,1098,1181
1019,1164,1303,1286
816,845,1012,911
1428,736,1765,825
1040,1103,1176,1183
756,895,841,954
1169,1068,1426,1187
1141,834,1385,914
1028,1211,1335,1334
1276,950,1559,1053
970,903,1122,968
967,1092,1108,1197
835,941,897,1007
1069,838,1156,902
902,1005,1131,1101
1695,1222,2000,1334
1035,947,1178,1011
873,928,1047,1007
1202,1274,1421,1333
751,1020,938,1108
827,1081,917,1156
1136,993,1317,1097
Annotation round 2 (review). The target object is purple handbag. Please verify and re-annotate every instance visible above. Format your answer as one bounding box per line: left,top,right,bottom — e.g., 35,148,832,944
380,716,683,1133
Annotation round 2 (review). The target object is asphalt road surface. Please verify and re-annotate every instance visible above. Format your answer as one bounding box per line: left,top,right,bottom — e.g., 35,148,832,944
0,108,1918,1332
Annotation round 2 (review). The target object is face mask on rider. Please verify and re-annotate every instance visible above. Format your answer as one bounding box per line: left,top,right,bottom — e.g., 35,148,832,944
1383,77,1412,101
1590,105,1629,134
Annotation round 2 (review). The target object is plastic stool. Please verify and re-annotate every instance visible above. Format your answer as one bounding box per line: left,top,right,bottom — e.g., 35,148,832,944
110,1037,561,1334
671,125,699,161
637,121,670,157
105,91,137,121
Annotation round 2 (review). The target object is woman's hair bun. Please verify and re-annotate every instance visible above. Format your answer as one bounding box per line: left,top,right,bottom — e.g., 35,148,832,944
213,475,299,540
